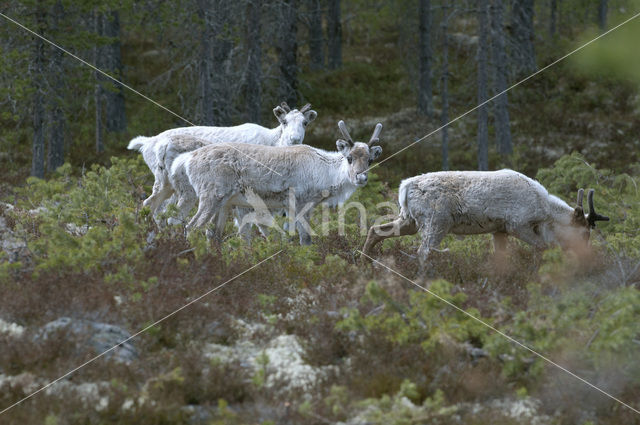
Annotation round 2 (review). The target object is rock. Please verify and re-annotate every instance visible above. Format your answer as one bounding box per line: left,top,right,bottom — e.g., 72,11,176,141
28,206,48,215
64,223,89,236
463,342,489,362
0,372,41,395
469,397,554,425
37,317,138,363
0,372,111,412
0,214,27,263
203,322,337,398
0,318,25,337
44,380,111,412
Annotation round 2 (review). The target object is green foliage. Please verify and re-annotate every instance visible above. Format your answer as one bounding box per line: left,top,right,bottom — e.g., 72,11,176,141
486,276,640,384
252,351,269,389
337,279,489,353
537,153,640,258
571,8,640,84
314,381,456,425
7,158,153,282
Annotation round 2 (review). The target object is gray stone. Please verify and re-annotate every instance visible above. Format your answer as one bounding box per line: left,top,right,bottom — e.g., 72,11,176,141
37,317,138,363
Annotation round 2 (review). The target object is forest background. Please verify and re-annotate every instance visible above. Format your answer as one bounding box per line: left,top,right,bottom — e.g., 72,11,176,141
1,0,640,424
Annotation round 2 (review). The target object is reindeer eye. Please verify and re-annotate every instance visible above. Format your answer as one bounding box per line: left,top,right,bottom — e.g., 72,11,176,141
347,156,353,164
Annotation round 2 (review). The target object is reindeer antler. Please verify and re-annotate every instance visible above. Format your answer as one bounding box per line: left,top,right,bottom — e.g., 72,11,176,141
299,103,312,113
369,123,383,146
576,188,584,209
338,120,354,146
587,189,610,228
280,102,291,113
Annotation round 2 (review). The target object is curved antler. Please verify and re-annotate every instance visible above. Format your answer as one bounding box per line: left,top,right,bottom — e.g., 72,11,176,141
369,123,383,146
280,102,291,113
338,120,354,146
299,103,312,113
587,189,610,228
576,188,584,209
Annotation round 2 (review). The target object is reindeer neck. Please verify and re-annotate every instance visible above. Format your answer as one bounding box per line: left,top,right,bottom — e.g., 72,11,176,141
267,124,285,145
311,151,356,206
548,194,575,225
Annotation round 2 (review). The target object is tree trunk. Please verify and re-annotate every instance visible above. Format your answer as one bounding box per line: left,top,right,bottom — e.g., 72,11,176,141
211,0,232,125
308,0,324,70
418,0,433,116
440,9,450,171
491,0,513,157
47,0,65,171
103,10,126,133
278,0,298,105
477,0,489,171
549,0,557,36
198,0,215,125
94,10,104,153
246,0,262,123
509,0,536,76
598,0,607,31
327,0,342,69
32,2,46,178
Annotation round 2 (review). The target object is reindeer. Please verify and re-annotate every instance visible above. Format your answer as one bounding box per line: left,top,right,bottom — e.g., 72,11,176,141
127,102,317,215
362,169,609,265
168,120,383,245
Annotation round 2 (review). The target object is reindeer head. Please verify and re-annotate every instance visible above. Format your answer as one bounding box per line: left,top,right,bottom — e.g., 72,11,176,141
272,102,318,146
335,120,383,187
564,188,610,245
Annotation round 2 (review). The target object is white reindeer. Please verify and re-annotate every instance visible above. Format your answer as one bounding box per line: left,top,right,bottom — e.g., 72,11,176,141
127,102,317,215
169,120,383,245
362,169,609,263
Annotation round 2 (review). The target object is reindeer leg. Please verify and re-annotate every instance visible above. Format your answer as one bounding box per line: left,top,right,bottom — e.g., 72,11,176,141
143,170,174,215
210,202,232,242
234,207,255,242
186,192,222,232
296,208,315,246
362,217,418,260
169,192,196,226
415,215,451,278
168,179,197,226
493,232,509,253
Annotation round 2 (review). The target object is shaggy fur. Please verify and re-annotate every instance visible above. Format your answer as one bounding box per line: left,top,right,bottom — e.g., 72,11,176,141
170,122,383,245
128,104,318,214
363,169,609,263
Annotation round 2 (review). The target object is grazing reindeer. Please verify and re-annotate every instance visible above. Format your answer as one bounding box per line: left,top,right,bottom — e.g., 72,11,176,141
169,120,383,244
127,102,317,215
362,169,609,264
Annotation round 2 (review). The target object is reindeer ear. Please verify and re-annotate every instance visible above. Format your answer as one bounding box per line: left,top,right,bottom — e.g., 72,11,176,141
336,139,351,156
304,110,318,122
273,106,287,123
369,146,382,161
